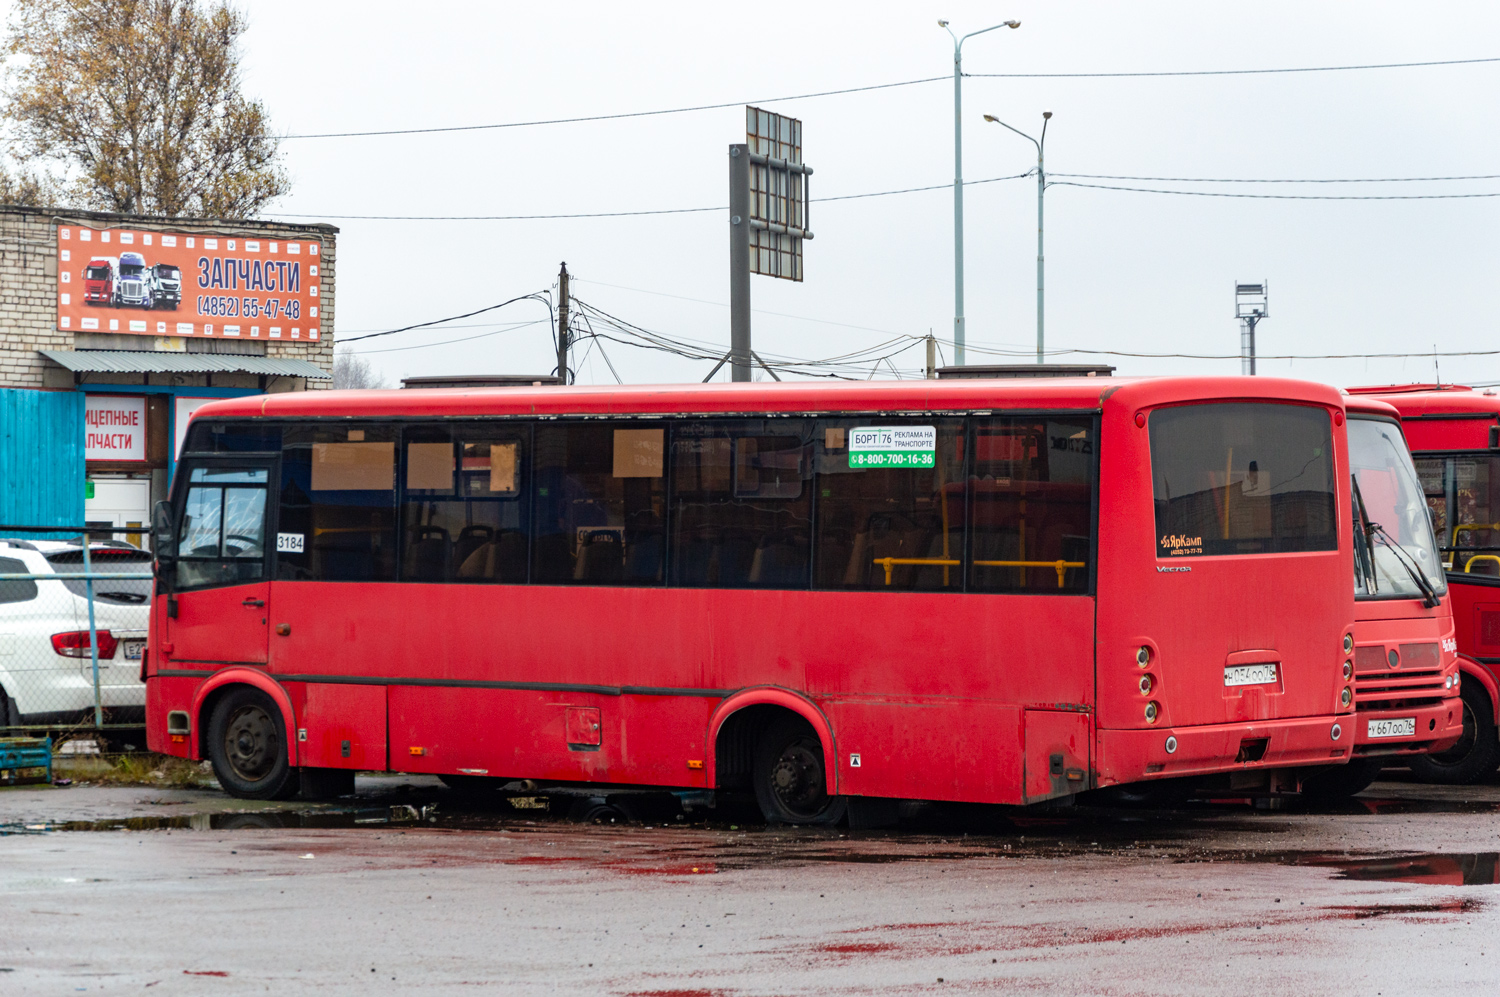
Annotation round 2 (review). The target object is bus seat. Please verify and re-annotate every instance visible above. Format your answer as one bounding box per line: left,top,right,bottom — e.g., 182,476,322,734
404,525,451,581
457,530,528,582
454,524,495,569
748,539,803,586
574,532,624,582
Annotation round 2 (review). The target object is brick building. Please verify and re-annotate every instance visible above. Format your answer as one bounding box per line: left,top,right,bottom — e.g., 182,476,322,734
0,204,337,536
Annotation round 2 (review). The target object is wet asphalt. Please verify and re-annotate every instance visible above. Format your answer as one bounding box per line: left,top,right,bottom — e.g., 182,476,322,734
2,774,1499,995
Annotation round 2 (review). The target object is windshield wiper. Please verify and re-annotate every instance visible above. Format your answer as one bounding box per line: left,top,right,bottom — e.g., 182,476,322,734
1349,475,1380,594
1369,520,1441,608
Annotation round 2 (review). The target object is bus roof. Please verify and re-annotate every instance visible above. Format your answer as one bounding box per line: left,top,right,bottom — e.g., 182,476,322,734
1349,385,1500,419
194,375,1348,422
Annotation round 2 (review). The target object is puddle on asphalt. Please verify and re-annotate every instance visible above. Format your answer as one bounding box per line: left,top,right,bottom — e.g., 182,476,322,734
1247,851,1500,886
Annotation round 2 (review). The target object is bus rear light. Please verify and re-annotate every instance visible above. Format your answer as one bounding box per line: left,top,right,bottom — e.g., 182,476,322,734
1340,688,1353,708
1136,646,1151,667
1138,675,1153,695
1144,701,1160,723
51,630,118,659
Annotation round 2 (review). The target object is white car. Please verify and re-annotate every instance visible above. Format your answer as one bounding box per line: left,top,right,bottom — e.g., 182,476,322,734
0,539,152,727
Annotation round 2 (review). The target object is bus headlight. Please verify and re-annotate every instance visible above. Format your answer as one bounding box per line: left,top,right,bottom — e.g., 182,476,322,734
1136,646,1151,667
1340,687,1353,708
1145,701,1160,723
1343,634,1354,654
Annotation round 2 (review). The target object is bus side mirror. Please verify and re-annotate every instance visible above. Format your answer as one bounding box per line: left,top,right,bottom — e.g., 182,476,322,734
152,500,177,562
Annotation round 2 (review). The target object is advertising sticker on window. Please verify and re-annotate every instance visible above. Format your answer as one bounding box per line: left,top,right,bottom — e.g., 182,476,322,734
849,426,936,468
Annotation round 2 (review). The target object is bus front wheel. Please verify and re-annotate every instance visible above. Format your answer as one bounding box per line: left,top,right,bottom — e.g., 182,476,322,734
1407,680,1500,785
752,716,846,826
207,687,299,800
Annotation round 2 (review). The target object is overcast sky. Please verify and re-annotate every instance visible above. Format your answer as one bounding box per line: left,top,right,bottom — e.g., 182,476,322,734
165,2,1500,386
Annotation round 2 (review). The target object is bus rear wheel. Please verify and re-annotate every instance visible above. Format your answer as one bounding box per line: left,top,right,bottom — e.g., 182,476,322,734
1300,758,1384,801
207,687,299,800
752,717,846,826
1408,681,1500,785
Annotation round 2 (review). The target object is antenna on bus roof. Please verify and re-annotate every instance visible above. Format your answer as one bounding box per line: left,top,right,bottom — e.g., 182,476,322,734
1434,343,1440,388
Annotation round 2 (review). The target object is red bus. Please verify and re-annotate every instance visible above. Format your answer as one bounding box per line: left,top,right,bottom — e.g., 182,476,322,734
145,377,1360,819
1347,384,1500,782
1304,396,1461,796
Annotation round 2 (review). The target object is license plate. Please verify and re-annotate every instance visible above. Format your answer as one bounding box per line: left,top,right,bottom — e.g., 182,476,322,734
1367,717,1416,739
1224,663,1278,687
121,640,145,661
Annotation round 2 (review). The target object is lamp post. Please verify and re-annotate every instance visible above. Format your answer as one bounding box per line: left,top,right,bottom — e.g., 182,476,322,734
940,17,1020,366
984,110,1051,364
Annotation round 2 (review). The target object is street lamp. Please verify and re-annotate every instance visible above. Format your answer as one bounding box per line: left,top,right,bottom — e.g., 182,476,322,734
941,17,1020,366
984,110,1051,364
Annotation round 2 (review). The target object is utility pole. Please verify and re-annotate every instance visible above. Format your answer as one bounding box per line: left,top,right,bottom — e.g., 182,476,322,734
556,262,570,384
1234,282,1268,376
983,110,1051,364
926,332,937,379
729,144,752,382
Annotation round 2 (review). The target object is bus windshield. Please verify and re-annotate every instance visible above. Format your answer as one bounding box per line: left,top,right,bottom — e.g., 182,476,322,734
1349,416,1447,599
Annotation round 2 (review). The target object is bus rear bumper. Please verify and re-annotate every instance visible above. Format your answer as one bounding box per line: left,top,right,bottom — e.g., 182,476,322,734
1096,715,1355,786
1351,698,1463,757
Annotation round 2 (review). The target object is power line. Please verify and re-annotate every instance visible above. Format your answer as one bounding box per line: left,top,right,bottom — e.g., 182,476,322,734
282,76,946,140
1052,171,1500,184
267,172,1034,222
339,293,550,343
342,319,550,354
967,55,1500,79
1049,180,1500,200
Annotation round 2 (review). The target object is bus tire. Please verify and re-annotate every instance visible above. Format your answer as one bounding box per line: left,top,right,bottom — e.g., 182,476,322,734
1300,758,1384,801
206,687,299,800
1408,680,1500,785
752,715,846,826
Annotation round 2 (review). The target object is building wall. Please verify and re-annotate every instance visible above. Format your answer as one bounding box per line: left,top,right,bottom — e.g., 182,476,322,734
0,205,337,390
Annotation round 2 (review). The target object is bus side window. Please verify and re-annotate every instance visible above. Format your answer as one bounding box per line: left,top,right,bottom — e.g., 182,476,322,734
399,424,529,583
278,424,397,582
531,422,664,585
669,420,813,588
814,418,966,590
969,418,1095,593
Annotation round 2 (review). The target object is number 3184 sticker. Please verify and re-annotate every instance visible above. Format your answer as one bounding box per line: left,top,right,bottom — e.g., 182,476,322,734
276,532,304,553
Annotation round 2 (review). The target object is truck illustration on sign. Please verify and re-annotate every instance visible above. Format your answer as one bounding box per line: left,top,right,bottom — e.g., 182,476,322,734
83,257,117,305
150,263,182,310
114,252,152,307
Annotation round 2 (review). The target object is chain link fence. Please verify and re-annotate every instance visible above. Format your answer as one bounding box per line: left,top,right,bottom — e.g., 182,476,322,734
0,525,154,739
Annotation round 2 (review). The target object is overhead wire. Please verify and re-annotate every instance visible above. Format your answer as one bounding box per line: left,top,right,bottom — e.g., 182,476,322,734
1050,171,1500,184
1049,180,1500,200
338,292,551,343
281,57,1500,141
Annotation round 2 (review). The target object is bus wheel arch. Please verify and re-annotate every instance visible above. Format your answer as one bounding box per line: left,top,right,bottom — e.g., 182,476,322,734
1457,656,1500,725
192,670,297,765
709,690,844,825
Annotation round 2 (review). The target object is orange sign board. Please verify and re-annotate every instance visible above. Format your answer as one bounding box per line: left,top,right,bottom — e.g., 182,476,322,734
57,224,322,342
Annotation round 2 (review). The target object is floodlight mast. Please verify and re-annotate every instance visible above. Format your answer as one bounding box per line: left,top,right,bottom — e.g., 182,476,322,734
1235,281,1269,375
942,17,1020,366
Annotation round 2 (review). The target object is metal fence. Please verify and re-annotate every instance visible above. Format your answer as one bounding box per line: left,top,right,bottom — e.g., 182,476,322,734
0,525,154,735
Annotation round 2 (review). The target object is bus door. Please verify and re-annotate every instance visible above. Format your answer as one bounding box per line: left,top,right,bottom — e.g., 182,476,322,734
160,457,277,667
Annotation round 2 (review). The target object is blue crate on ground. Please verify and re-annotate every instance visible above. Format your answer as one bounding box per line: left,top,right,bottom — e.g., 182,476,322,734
0,736,52,786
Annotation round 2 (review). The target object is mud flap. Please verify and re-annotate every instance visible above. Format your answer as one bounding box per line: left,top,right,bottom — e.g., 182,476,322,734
1024,710,1091,803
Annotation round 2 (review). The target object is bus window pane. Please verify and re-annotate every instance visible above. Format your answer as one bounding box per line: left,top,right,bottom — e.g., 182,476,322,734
181,485,223,556
1448,455,1500,574
969,418,1095,592
1414,457,1447,552
814,419,965,590
670,420,812,588
278,425,397,581
1348,418,1446,598
399,426,529,583
1150,403,1336,557
532,423,663,585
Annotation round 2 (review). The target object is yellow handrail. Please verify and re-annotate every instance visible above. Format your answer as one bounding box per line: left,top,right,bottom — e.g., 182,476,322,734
1464,554,1500,574
873,556,1085,588
1453,523,1500,546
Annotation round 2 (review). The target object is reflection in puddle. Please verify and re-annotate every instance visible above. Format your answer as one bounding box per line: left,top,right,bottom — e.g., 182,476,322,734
1274,851,1500,886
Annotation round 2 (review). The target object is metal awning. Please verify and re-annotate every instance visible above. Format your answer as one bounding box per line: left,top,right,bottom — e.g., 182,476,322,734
40,350,330,379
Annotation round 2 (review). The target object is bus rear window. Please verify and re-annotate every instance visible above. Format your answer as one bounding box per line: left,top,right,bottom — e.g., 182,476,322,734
1149,403,1336,557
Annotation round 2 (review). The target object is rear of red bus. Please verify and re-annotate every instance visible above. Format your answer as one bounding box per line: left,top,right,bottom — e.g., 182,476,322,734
1349,384,1500,782
1093,379,1358,793
1337,397,1460,791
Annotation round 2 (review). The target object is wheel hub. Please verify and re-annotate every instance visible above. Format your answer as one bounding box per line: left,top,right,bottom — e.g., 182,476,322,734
224,705,275,781
770,738,825,814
